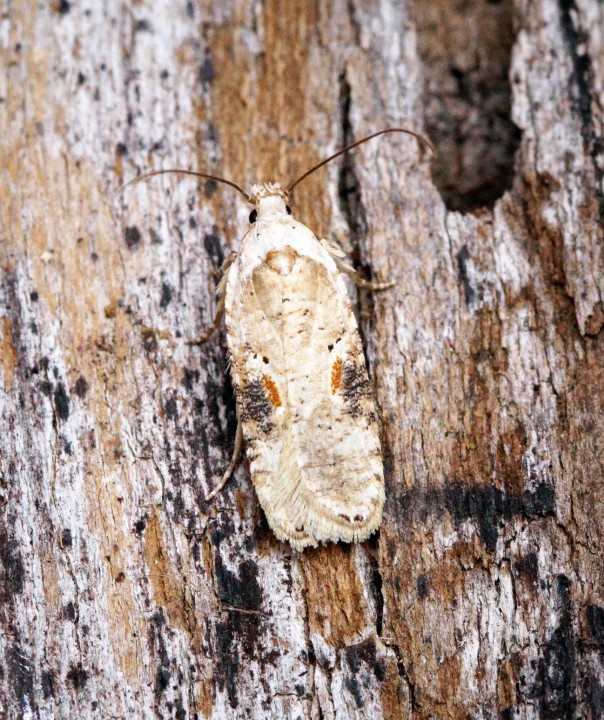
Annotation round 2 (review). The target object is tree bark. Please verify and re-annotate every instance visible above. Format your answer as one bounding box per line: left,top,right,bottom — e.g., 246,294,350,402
1,1,603,718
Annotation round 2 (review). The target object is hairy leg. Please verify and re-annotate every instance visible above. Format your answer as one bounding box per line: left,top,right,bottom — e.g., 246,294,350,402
320,238,394,290
205,419,244,501
186,251,237,345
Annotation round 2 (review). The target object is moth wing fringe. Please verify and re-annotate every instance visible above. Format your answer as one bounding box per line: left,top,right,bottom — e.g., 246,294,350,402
255,430,385,551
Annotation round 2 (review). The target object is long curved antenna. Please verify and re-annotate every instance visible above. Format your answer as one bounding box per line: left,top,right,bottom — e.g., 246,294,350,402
121,169,254,205
286,127,435,194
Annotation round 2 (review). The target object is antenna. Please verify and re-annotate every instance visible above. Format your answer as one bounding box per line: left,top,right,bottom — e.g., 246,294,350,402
286,127,434,194
121,168,255,204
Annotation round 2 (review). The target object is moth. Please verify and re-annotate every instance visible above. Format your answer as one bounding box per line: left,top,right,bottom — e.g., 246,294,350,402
126,128,432,550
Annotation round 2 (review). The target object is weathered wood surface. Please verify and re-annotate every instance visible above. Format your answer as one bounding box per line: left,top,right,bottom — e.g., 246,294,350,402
1,1,603,718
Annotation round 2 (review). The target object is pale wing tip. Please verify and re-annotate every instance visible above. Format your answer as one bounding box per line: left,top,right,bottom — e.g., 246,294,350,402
263,488,385,552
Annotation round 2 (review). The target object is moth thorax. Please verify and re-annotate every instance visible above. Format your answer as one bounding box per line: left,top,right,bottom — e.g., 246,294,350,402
256,193,287,219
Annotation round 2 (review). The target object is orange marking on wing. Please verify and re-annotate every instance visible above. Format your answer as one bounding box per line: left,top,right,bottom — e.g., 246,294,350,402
262,374,282,407
331,357,343,394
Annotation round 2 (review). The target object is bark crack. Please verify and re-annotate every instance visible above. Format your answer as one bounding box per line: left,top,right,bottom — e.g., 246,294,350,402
337,69,368,260
558,0,604,223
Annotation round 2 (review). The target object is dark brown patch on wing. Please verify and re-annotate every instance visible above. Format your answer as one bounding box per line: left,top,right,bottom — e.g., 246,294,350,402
341,356,372,417
239,377,275,432
331,357,343,394
262,374,282,407
339,513,366,523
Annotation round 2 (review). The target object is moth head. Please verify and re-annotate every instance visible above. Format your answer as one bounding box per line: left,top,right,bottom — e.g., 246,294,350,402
248,183,292,224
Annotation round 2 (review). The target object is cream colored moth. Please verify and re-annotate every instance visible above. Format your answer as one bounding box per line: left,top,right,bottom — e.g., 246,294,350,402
126,128,432,550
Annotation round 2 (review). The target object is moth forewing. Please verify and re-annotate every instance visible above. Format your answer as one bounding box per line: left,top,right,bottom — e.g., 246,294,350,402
224,187,385,550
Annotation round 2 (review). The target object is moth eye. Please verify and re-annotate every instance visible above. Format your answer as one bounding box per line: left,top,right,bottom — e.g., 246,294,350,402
249,209,257,223
286,205,292,215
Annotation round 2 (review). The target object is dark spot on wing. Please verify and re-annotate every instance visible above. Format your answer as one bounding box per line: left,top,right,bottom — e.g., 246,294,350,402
341,357,372,417
239,377,274,432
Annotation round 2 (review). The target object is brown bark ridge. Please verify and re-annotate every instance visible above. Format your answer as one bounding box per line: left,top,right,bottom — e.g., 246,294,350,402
1,1,603,718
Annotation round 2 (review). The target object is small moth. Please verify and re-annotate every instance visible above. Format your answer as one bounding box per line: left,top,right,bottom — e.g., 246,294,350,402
126,128,432,550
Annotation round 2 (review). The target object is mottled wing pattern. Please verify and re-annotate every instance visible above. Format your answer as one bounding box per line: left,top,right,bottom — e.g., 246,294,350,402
225,219,384,550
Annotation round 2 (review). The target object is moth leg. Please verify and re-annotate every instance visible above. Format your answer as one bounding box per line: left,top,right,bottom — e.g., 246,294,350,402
320,238,395,291
205,419,244,501
186,252,237,346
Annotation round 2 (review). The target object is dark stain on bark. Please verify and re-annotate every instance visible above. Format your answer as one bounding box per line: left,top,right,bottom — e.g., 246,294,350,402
156,666,170,693
181,367,200,391
513,552,539,583
536,575,576,718
346,637,386,681
215,556,263,611
212,556,264,707
586,676,604,718
159,281,173,309
149,610,171,701
400,481,555,552
66,663,89,690
141,327,158,354
456,245,475,306
0,526,25,599
417,573,430,600
200,55,215,86
135,19,151,33
8,645,34,710
559,0,604,222
344,673,363,709
164,394,178,420
215,611,261,709
55,0,71,15
124,225,142,249
344,637,386,708
203,232,225,268
586,605,604,660
53,382,70,420
73,375,89,398
133,516,147,535
63,601,76,621
209,511,237,546
186,371,235,505
41,670,55,698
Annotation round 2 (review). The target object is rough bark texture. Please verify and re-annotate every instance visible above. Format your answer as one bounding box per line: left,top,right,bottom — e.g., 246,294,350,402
1,1,603,718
